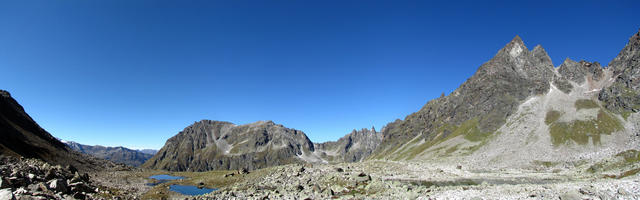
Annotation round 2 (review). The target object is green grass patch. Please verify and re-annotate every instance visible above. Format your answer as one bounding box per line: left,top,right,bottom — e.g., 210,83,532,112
575,99,599,110
393,118,494,160
616,150,640,163
545,110,562,125
549,109,623,146
588,150,640,174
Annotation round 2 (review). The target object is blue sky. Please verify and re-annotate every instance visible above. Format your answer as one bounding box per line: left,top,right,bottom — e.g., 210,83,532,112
0,0,638,149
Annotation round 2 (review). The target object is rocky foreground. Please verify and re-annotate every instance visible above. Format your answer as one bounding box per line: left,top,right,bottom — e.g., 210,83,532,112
136,160,638,200
0,155,102,200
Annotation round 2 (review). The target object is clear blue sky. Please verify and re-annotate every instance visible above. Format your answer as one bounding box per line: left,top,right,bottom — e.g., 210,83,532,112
1,0,638,149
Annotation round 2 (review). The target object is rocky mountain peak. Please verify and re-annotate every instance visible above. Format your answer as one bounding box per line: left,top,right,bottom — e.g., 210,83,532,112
608,29,640,85
315,127,383,163
144,120,318,171
557,58,604,84
501,35,528,58
532,45,554,69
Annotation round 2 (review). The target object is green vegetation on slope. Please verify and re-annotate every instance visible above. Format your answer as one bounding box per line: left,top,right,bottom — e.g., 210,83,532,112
545,110,562,125
548,109,623,146
587,150,640,178
389,118,494,160
575,99,599,110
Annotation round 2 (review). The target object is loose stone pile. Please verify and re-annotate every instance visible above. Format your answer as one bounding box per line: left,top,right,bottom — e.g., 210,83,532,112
0,155,99,200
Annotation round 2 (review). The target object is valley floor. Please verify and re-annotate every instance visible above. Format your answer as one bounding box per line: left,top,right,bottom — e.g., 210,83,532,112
94,160,640,200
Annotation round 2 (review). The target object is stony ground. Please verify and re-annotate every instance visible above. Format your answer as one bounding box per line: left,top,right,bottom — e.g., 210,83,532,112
0,155,111,200
5,155,637,199
118,159,639,200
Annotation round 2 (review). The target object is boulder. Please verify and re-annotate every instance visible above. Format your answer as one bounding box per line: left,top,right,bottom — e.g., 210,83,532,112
0,188,15,200
0,177,7,189
69,172,89,184
69,182,94,194
48,179,68,193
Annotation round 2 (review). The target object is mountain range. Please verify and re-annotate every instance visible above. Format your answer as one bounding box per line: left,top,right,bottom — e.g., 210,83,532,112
144,29,640,172
63,141,156,167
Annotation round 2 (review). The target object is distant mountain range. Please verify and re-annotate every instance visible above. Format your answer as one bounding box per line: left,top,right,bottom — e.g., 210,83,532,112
63,141,157,167
143,120,382,171
145,29,640,172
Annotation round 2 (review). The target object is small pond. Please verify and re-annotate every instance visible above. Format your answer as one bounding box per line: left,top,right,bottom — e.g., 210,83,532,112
146,174,185,186
170,184,217,196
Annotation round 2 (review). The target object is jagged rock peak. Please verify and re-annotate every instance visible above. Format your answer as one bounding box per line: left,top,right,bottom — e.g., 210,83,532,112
610,28,640,72
559,58,579,67
499,35,529,58
532,45,553,69
558,58,604,84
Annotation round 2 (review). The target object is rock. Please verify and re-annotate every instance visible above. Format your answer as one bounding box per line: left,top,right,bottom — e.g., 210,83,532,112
65,165,77,174
354,172,371,184
559,190,581,200
69,172,89,184
69,182,94,194
37,183,48,192
0,188,15,200
72,192,85,200
311,184,321,193
13,187,27,195
618,188,630,196
48,179,68,193
578,187,593,195
8,177,26,188
0,177,6,189
44,169,56,180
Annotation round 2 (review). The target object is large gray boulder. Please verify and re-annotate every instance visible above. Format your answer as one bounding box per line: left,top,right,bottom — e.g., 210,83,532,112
0,188,15,200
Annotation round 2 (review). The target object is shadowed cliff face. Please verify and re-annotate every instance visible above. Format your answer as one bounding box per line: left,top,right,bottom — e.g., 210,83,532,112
0,90,117,171
0,90,67,158
599,30,640,114
143,120,319,171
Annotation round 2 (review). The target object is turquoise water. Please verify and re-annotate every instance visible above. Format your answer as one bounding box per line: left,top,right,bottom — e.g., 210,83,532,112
169,184,217,196
147,174,185,186
149,174,184,180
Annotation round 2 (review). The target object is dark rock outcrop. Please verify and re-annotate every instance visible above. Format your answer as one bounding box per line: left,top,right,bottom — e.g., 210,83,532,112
557,58,604,84
64,141,154,167
599,29,640,113
143,120,319,171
